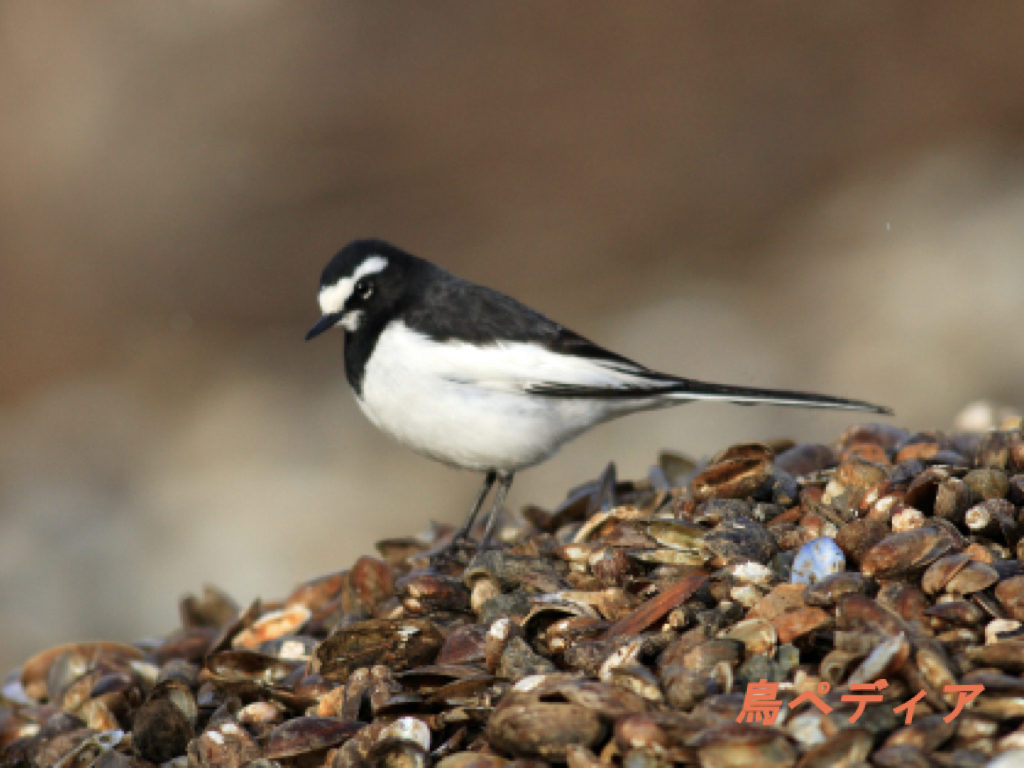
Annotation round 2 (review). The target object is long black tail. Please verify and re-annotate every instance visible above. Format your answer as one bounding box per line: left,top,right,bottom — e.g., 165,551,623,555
668,377,892,414
530,376,892,414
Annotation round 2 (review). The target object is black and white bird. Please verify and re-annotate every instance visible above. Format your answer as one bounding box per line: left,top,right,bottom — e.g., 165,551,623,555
306,239,891,549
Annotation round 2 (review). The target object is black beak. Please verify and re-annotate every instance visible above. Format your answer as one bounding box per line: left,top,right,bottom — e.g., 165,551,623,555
305,313,342,341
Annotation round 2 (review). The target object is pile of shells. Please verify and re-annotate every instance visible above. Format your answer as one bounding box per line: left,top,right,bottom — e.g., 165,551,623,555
4,422,1024,767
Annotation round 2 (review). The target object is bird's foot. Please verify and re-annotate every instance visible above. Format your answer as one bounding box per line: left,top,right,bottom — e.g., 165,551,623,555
427,532,478,568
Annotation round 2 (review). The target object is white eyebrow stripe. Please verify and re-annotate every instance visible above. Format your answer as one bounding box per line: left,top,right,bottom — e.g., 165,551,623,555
317,255,388,314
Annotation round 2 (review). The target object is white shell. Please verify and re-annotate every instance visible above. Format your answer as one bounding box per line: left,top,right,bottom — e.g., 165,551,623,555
378,716,431,750
791,537,845,584
984,748,1024,768
729,561,774,585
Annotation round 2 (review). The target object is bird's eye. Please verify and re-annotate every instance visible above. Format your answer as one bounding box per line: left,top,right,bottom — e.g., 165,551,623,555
355,279,373,300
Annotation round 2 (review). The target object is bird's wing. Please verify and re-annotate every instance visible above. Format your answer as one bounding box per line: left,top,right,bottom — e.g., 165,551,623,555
406,279,671,395
410,281,890,413
524,328,684,397
418,323,676,397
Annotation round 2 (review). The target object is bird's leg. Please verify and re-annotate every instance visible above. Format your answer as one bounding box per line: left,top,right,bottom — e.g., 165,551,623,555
451,470,498,543
477,472,514,550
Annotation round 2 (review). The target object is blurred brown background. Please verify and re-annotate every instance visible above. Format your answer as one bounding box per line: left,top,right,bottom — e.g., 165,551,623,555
3,2,1024,673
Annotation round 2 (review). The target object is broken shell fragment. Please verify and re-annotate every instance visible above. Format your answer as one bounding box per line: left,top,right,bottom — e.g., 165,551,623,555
921,553,971,595
20,642,143,703
689,723,797,768
312,618,443,682
133,696,194,764
860,525,962,579
802,571,871,608
995,575,1024,620
189,720,261,767
704,518,776,567
847,632,910,685
398,571,472,614
231,604,312,650
721,619,777,657
263,715,365,760
944,559,999,594
690,443,774,502
486,696,604,760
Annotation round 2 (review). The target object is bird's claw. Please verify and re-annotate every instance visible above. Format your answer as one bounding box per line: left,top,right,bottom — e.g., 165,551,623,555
427,532,477,567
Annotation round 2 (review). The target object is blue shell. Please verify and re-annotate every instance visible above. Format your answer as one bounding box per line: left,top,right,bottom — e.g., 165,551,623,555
791,537,845,584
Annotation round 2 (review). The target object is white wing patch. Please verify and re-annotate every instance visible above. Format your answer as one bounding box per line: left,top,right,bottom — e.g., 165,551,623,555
317,255,389,315
381,322,657,394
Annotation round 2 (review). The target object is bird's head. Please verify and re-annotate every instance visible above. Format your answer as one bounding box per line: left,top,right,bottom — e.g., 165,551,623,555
305,239,412,340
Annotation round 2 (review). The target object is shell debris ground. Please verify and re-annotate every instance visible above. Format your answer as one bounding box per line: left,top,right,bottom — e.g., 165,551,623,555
3,422,1024,766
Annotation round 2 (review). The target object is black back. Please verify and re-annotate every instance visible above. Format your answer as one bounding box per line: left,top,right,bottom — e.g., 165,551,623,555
319,239,656,393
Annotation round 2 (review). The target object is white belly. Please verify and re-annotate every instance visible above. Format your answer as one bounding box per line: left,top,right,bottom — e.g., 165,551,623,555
355,322,628,471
